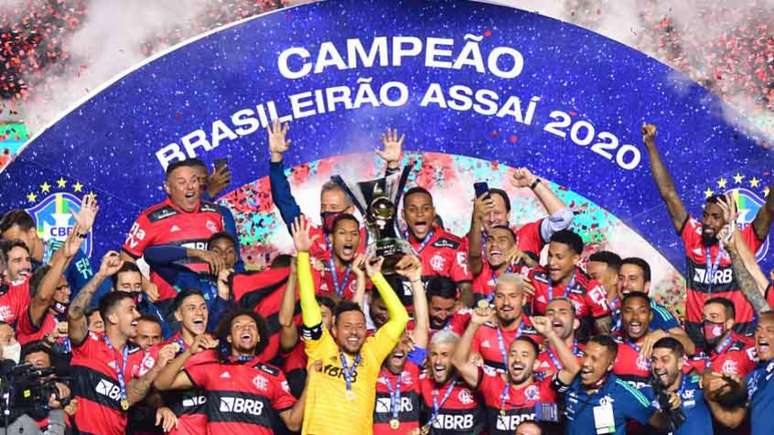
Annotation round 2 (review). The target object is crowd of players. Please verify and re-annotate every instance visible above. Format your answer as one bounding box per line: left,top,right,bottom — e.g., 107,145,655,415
0,121,773,435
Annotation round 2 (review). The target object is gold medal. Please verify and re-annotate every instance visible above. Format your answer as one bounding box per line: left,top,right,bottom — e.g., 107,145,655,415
389,418,400,430
420,425,430,435
120,399,129,411
345,390,355,401
477,299,489,309
499,409,506,416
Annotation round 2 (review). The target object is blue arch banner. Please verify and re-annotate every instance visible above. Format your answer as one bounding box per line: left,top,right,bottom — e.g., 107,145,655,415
0,0,770,274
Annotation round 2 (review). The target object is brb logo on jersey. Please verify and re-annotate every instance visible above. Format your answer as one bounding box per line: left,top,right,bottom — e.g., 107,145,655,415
26,186,93,258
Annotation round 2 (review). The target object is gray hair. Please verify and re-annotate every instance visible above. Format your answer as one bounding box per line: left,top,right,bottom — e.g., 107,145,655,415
320,180,353,208
430,330,460,348
496,273,524,290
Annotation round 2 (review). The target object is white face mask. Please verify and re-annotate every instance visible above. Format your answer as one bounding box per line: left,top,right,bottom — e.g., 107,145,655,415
0,342,21,364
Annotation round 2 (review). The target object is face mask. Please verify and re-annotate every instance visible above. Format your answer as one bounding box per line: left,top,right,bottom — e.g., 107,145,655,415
320,211,342,234
703,320,726,345
51,301,69,319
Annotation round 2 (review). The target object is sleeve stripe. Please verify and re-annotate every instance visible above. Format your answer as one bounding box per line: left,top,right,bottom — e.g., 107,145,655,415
615,379,651,407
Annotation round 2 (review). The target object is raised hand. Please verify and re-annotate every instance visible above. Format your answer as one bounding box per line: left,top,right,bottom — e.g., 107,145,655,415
352,254,366,280
394,254,422,282
510,167,537,189
62,223,85,259
472,192,495,221
530,316,555,338
642,123,657,146
267,118,291,159
194,249,226,276
190,334,219,355
72,193,99,234
365,255,384,277
291,216,319,253
376,128,405,168
98,251,124,277
217,268,233,300
207,163,231,198
470,303,495,326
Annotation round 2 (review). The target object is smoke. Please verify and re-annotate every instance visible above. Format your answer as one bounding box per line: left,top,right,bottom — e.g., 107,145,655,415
19,0,212,131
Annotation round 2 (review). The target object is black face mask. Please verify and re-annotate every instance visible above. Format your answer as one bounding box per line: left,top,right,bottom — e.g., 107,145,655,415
320,211,343,234
51,301,69,320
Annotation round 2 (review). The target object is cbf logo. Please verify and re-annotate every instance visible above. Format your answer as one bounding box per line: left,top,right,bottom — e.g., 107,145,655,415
25,179,93,257
705,174,770,262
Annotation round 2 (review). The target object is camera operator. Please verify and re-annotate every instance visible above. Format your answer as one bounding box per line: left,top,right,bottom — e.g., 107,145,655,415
0,341,71,434
650,337,712,434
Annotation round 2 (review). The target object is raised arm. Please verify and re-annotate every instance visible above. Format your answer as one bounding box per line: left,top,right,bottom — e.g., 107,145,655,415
531,316,580,384
376,128,404,176
703,372,747,429
366,256,409,339
127,344,177,406
452,306,493,387
752,180,774,240
642,124,688,232
510,168,574,240
268,119,302,230
279,262,300,352
292,217,322,328
396,254,429,349
68,251,123,346
29,224,84,326
467,193,493,276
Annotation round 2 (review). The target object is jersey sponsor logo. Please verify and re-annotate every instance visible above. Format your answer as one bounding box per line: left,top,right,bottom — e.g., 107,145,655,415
496,412,535,431
692,267,734,285
182,395,207,407
432,238,460,249
432,414,475,430
457,388,474,405
375,396,414,413
219,396,264,416
200,202,219,213
148,206,178,222
125,222,146,250
95,378,122,401
27,191,93,257
430,254,446,272
322,363,359,382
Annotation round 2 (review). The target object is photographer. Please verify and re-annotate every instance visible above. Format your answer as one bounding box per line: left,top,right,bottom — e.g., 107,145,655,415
650,337,712,434
0,341,71,434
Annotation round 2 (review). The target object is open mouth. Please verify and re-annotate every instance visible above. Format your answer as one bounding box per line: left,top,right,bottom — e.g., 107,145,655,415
413,221,428,234
130,320,138,328
433,363,447,378
510,362,526,373
757,338,770,355
341,244,354,256
192,318,206,331
391,350,405,363
627,321,643,335
346,336,360,346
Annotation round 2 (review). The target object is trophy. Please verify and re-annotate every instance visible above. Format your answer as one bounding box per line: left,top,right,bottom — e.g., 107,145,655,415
332,166,412,274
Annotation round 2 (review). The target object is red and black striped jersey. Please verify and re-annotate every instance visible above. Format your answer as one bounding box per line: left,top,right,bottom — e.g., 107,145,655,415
373,362,422,434
418,374,484,435
476,367,557,435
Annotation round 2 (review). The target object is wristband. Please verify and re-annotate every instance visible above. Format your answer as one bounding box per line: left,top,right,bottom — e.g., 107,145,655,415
77,232,88,239
529,178,542,190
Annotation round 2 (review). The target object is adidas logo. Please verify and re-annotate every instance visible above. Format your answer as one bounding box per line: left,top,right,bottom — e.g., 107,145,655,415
481,340,491,348
220,371,231,379
170,225,181,233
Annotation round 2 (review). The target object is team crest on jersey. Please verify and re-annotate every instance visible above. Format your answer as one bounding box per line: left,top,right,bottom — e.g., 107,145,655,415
525,385,540,401
706,178,770,261
635,355,651,371
253,374,268,391
430,254,446,271
458,388,473,405
721,359,738,376
206,220,217,233
26,191,92,257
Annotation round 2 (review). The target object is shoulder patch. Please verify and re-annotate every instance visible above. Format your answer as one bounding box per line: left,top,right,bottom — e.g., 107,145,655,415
256,362,280,376
432,237,460,250
200,202,220,213
532,271,550,284
147,205,178,222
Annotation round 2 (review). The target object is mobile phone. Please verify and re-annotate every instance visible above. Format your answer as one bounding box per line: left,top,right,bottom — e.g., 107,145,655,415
474,182,489,198
214,158,228,171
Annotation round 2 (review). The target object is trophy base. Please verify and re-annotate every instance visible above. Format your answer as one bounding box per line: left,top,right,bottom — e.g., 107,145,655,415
373,238,413,275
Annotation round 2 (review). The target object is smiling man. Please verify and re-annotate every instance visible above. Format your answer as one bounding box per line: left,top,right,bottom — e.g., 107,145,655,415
121,159,226,317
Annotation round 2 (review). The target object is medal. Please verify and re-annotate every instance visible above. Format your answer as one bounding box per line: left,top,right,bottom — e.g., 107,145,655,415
103,334,130,412
389,418,400,429
120,399,129,411
339,352,361,402
477,299,489,310
420,425,430,435
499,409,506,416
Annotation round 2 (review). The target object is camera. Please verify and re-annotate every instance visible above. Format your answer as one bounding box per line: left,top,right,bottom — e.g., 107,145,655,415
0,361,68,427
650,373,686,431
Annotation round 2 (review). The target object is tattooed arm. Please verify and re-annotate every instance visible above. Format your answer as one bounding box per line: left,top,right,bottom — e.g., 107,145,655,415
68,251,123,346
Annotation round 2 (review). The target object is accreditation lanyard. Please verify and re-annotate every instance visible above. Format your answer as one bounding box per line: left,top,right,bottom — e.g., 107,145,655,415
406,229,435,254
428,378,457,428
103,334,129,408
548,272,576,301
328,258,353,298
339,352,362,398
546,341,579,371
382,370,403,422
496,322,524,367
705,245,724,294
